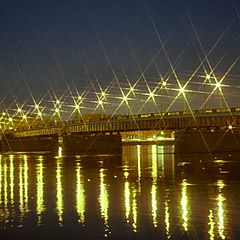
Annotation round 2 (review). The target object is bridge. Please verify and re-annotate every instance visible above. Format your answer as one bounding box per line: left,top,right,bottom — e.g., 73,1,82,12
1,72,240,153
1,106,240,154
5,107,240,138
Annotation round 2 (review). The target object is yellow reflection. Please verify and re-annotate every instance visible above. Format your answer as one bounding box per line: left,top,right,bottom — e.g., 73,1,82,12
132,188,137,232
58,146,62,158
19,155,29,215
217,180,225,239
19,158,24,215
124,180,130,222
208,210,215,240
217,180,225,190
151,145,158,179
23,155,29,211
137,145,141,180
9,155,14,205
0,155,2,205
36,156,45,225
151,145,158,227
76,163,85,224
151,183,157,227
56,158,63,225
165,199,170,239
181,179,189,231
4,160,8,216
123,169,138,232
99,168,110,237
159,146,165,171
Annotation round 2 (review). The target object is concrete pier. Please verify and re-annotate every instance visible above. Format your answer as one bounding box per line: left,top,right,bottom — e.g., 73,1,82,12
0,135,58,152
61,133,122,154
175,129,240,153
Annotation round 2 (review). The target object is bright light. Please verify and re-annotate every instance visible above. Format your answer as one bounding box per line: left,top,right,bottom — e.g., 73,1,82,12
162,81,167,87
101,91,106,97
181,179,189,231
179,87,185,94
56,100,60,105
56,158,63,225
99,169,109,232
36,157,44,225
22,115,27,120
149,92,154,98
123,95,128,102
228,125,233,130
9,117,13,122
124,171,129,178
35,104,39,109
58,147,62,157
2,112,6,116
130,87,134,92
37,111,42,117
98,99,103,105
78,96,84,104
55,108,60,114
215,81,222,89
17,108,22,113
75,104,80,110
206,74,211,80
76,164,85,223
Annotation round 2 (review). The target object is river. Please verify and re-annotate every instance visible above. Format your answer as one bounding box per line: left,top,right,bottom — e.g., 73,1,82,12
0,144,239,239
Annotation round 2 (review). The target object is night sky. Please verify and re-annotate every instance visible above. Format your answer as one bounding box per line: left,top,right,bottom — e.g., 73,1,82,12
0,0,240,102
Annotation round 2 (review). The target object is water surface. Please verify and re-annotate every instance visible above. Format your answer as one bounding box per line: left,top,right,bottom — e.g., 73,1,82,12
0,145,240,239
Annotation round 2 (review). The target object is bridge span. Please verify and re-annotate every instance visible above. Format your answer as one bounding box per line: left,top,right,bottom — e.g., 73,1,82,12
1,107,240,153
7,107,240,138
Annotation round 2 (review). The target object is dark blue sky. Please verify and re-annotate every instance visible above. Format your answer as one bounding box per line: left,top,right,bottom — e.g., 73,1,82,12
0,0,240,100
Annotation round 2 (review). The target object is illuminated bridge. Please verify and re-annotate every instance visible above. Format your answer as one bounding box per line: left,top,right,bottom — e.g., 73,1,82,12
1,70,240,153
7,107,240,138
1,107,240,154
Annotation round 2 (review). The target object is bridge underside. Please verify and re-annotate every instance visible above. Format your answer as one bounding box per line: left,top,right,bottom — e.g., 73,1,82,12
62,133,122,154
175,129,240,153
2,109,240,154
1,129,240,154
0,133,122,155
0,135,59,153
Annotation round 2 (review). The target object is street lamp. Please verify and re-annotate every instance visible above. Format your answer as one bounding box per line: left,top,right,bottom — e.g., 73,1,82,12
130,86,134,92
215,81,222,90
162,81,167,87
179,87,185,95
101,91,106,97
35,104,39,110
206,74,211,80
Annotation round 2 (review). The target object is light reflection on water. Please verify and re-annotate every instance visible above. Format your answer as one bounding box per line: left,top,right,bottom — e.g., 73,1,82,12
56,156,63,225
75,162,85,224
181,179,189,232
0,145,239,239
217,180,226,240
99,167,110,237
36,156,44,225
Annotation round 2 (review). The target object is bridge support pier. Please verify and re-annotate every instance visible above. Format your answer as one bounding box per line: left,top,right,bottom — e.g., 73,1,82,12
175,129,240,153
0,135,59,153
61,133,122,155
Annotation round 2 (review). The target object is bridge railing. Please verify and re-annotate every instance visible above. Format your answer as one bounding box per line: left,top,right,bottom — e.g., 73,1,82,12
3,107,239,138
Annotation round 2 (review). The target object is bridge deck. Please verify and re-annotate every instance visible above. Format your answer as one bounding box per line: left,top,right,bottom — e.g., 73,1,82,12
5,108,240,138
